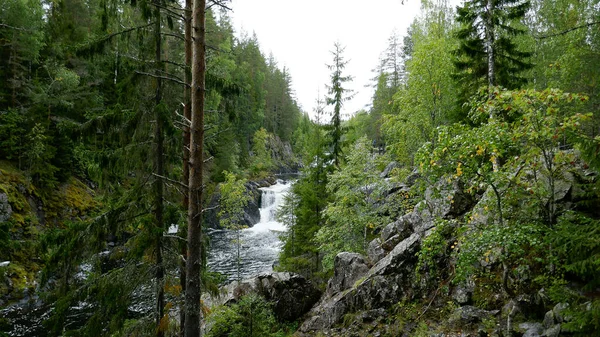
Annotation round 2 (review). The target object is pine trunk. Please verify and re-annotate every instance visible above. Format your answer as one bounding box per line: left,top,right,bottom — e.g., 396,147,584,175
153,4,166,336
179,0,192,334
185,0,206,335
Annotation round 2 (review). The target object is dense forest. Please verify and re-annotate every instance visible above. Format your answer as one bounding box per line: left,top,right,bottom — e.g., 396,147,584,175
1,0,600,336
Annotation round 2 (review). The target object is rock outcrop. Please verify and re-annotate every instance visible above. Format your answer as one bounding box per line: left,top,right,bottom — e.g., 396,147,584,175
300,233,421,332
208,272,321,322
299,178,478,333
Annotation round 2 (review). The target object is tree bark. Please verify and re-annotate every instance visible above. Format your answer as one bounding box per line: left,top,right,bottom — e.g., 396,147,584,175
185,0,206,335
179,0,192,335
152,3,166,336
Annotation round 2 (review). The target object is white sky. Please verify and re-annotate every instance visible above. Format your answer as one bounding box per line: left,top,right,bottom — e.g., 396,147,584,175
228,0,423,119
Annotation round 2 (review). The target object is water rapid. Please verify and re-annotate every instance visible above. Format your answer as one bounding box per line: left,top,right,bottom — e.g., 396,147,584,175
207,180,291,283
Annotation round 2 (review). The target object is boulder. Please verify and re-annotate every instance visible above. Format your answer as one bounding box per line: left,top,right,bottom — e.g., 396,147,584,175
300,234,421,332
0,193,12,223
451,283,474,305
449,306,499,326
423,179,474,220
211,272,321,322
380,161,399,179
404,170,421,187
542,309,555,329
552,302,569,323
327,253,370,297
380,216,414,245
518,322,544,337
542,324,561,337
367,239,385,264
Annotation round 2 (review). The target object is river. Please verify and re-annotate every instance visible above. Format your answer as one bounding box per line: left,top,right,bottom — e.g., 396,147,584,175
207,180,291,283
0,180,292,336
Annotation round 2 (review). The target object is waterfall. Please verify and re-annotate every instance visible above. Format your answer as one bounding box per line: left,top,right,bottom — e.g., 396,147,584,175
207,180,291,283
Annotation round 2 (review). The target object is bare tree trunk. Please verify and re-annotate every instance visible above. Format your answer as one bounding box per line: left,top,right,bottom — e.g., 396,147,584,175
179,0,192,335
153,4,166,336
185,0,206,334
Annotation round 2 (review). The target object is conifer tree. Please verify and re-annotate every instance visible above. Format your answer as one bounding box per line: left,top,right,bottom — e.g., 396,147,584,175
453,0,532,113
325,42,354,168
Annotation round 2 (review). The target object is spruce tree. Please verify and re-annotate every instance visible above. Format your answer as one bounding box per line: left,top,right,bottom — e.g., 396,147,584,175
453,0,532,114
325,42,354,168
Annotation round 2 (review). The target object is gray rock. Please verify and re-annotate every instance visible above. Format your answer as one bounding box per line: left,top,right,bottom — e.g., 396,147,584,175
423,179,474,220
449,306,499,326
300,234,421,332
367,239,385,264
452,283,474,305
404,170,421,187
542,324,561,337
553,302,569,323
543,310,555,329
0,193,12,223
519,322,544,337
210,272,321,322
381,216,414,244
327,252,370,297
380,161,399,178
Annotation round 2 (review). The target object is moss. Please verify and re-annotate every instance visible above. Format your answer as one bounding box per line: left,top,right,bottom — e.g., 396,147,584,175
0,161,33,223
43,177,98,226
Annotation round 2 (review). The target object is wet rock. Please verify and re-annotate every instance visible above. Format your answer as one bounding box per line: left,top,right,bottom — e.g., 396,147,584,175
204,181,262,229
327,253,370,297
213,272,321,322
367,239,385,264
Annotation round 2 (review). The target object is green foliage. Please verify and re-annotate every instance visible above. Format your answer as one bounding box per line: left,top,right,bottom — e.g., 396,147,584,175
249,128,273,177
218,171,250,230
454,221,547,284
453,0,532,115
316,137,390,271
383,4,457,164
206,294,288,337
416,219,453,281
325,42,354,168
219,171,251,281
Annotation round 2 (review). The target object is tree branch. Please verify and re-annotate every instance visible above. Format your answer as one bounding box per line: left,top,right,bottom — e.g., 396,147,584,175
207,0,232,11
135,71,190,87
163,32,186,41
164,234,188,242
148,2,185,21
152,173,188,189
0,23,32,32
536,21,600,39
91,22,155,46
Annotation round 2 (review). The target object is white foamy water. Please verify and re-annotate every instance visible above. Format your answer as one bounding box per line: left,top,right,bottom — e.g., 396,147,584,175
207,180,291,283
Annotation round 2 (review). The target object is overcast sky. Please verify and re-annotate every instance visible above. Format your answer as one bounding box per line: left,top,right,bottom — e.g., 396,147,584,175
227,0,423,119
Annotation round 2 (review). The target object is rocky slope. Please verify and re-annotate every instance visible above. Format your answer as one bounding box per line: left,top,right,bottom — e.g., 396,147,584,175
290,159,598,336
